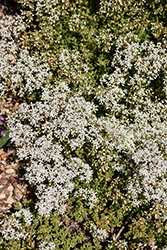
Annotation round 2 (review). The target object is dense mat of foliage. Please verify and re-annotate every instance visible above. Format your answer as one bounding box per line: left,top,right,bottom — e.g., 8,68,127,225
0,0,167,249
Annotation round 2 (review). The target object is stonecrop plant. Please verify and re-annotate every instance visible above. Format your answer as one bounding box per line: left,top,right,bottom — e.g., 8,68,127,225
0,0,167,249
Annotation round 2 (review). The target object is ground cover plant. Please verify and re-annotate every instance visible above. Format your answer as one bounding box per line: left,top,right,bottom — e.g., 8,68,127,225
0,0,167,249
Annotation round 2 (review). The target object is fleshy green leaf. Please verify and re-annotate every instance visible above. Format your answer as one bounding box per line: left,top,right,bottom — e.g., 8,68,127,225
0,130,9,148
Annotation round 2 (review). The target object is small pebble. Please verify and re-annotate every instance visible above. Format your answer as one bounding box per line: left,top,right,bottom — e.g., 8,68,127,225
5,169,14,174
7,185,14,192
1,153,8,161
0,149,4,156
5,164,13,169
6,197,14,204
0,193,6,199
0,178,7,185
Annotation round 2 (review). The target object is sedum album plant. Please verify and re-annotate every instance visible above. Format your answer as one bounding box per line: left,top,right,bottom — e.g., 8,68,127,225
0,14,52,105
6,81,103,217
0,0,167,249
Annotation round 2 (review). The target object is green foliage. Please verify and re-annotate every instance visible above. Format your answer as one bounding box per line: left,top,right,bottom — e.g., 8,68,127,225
0,130,9,148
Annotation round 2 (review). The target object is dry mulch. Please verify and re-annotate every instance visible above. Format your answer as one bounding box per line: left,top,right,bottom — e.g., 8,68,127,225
0,148,29,213
0,2,20,18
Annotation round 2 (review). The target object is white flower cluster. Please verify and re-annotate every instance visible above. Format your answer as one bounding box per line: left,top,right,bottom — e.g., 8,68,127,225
95,69,127,110
0,11,54,102
0,15,25,98
0,209,33,240
108,239,128,250
74,187,98,208
96,116,135,155
56,49,89,93
94,32,167,216
38,241,55,250
18,0,70,48
107,240,159,250
68,13,87,32
35,0,68,25
0,41,52,97
112,34,167,84
0,14,26,40
99,0,123,17
17,0,69,25
95,28,113,52
7,82,100,216
35,185,69,217
136,241,158,250
127,143,167,207
96,32,167,114
112,101,167,210
89,223,108,242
